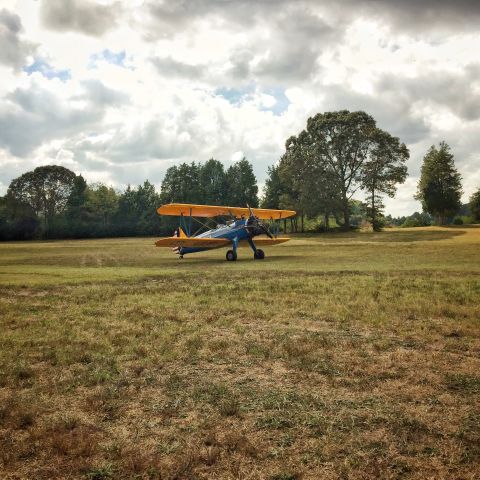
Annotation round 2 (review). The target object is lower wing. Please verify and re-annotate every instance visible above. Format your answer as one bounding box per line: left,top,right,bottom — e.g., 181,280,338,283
155,236,291,248
247,237,290,245
155,237,230,248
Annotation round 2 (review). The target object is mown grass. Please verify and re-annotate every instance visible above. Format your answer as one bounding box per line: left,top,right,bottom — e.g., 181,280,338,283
0,226,479,479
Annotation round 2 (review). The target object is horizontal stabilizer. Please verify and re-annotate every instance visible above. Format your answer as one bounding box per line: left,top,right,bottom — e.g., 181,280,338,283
155,237,230,248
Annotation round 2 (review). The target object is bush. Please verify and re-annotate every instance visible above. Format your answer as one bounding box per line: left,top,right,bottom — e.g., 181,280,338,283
400,212,432,228
401,218,422,228
460,215,475,224
453,216,464,225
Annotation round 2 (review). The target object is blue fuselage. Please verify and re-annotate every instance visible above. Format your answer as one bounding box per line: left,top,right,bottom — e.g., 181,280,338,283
180,219,250,255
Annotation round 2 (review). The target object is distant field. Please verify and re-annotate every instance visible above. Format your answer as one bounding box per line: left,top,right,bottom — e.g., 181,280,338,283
1,227,479,479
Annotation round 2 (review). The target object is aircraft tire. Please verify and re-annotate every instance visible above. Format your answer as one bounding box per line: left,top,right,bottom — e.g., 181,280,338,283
254,249,265,260
226,250,237,261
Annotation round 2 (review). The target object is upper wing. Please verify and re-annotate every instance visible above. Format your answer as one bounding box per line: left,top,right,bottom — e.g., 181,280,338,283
157,203,296,220
155,237,230,248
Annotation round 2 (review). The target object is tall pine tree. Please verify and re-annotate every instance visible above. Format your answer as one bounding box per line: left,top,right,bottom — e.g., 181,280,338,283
225,158,259,207
415,142,462,224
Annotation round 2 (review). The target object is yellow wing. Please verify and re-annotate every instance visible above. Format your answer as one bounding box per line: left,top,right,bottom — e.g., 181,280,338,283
157,203,296,220
245,237,290,245
155,237,230,248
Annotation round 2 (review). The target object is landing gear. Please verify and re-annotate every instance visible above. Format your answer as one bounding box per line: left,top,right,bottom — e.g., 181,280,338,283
253,248,265,260
226,249,237,261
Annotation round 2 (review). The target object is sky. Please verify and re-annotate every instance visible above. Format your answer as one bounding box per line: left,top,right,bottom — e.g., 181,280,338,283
0,0,479,216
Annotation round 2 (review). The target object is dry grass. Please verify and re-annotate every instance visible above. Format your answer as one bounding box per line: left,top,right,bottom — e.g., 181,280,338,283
0,226,479,479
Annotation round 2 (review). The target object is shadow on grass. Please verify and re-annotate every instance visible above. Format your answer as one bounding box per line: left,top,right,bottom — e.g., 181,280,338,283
298,229,466,243
365,230,465,243
172,255,293,264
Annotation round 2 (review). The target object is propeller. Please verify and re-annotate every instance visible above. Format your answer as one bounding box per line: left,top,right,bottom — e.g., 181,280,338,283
245,204,274,239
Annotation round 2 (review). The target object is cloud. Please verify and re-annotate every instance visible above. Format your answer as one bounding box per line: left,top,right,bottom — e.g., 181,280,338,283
354,0,480,34
147,2,338,86
40,0,120,37
0,80,124,157
79,79,129,106
0,9,35,70
377,65,480,122
151,57,206,79
146,0,292,34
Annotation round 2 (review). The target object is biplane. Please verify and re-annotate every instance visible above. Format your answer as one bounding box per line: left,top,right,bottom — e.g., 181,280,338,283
155,203,296,261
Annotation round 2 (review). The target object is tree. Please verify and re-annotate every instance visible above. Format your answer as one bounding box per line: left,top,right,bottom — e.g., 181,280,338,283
86,184,118,234
286,110,398,229
160,162,202,204
294,111,377,229
225,158,259,207
361,130,409,230
7,165,76,235
116,185,138,235
401,211,432,228
262,165,283,209
135,180,161,235
199,159,227,205
470,188,480,222
415,142,462,224
65,175,89,237
0,194,39,240
278,132,343,231
281,110,408,230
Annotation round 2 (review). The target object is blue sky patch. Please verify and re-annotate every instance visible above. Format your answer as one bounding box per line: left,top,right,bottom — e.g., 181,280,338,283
216,85,290,115
262,87,290,115
23,58,71,81
89,49,126,69
215,85,254,104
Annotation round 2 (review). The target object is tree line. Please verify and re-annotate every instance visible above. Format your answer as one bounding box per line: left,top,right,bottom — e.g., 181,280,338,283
1,110,479,241
0,159,259,240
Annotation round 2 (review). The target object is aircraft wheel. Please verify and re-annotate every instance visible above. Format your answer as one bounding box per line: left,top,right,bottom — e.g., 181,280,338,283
226,250,237,261
254,249,265,260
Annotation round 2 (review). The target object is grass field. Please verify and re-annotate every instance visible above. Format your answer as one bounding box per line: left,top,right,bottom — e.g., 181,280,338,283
1,227,479,479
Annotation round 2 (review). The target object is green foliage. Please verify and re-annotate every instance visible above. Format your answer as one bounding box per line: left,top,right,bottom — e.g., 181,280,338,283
160,162,203,204
7,165,76,236
199,158,228,205
262,165,283,209
400,212,432,228
0,193,40,240
225,157,259,207
453,216,464,225
266,110,409,231
415,142,462,224
65,175,89,236
160,157,258,207
469,188,480,222
86,184,119,234
362,129,409,231
460,215,474,224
